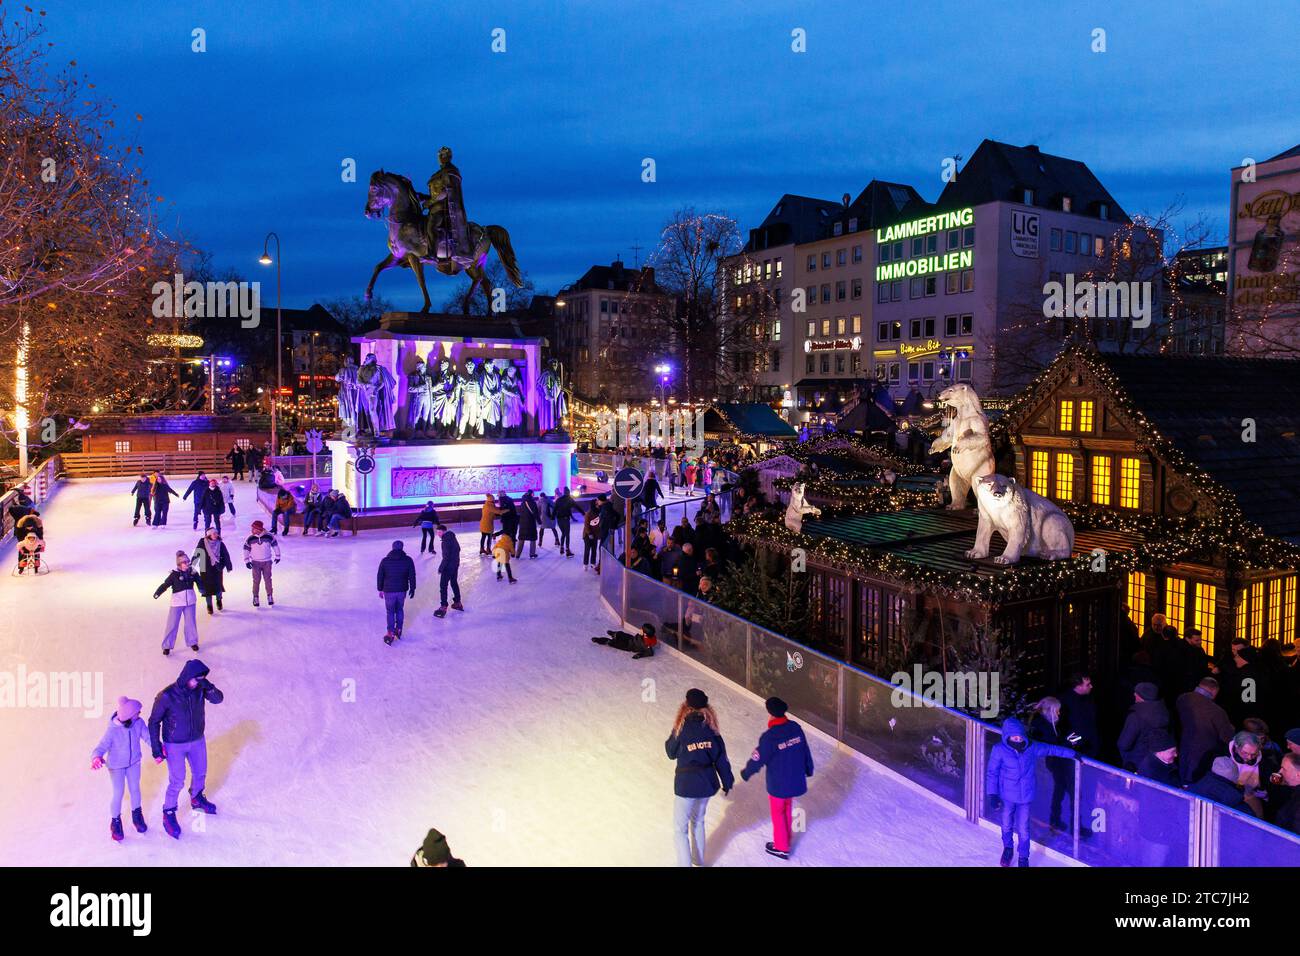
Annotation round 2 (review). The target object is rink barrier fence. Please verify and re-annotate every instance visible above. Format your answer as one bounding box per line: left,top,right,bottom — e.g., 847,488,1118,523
602,561,1300,868
1,453,63,545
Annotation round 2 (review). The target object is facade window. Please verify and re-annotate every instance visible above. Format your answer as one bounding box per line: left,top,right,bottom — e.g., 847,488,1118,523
1078,400,1095,432
945,273,959,295
772,350,781,372
1091,455,1111,505
851,278,862,299
911,238,923,257
947,229,959,249
1022,188,1035,205
807,254,816,271
1127,572,1146,629
833,222,843,236
1119,457,1141,509
1194,583,1217,655
1055,452,1074,500
961,270,974,292
1062,196,1073,213
114,440,131,454
822,253,831,269
806,356,815,374
1065,231,1077,254
1080,233,1091,256
1050,228,1062,252
879,244,891,263
821,284,831,303
806,321,816,337
176,440,192,452
772,321,781,342
821,319,831,335
836,281,846,301
924,276,936,296
1058,399,1075,432
848,218,858,233
836,317,847,335
837,249,846,266
910,277,924,299
852,244,862,263
852,315,861,333
1165,577,1187,634
1099,203,1109,220
1094,236,1105,257
956,359,972,381
963,227,975,247
820,354,830,373
600,299,608,313
835,353,846,373
1030,451,1049,496
891,281,902,301
851,353,861,372
877,284,890,303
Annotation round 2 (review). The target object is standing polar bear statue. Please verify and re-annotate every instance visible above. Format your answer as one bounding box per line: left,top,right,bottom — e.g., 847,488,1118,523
967,474,1075,565
785,482,822,533
928,383,996,509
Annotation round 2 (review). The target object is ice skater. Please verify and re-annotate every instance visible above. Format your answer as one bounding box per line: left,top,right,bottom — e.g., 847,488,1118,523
90,696,149,842
16,530,45,574
433,524,463,618
150,472,178,526
153,550,201,655
665,688,734,866
985,716,1079,866
377,539,417,644
191,527,233,614
492,530,516,583
413,501,439,555
148,659,224,839
739,696,814,860
410,828,466,867
243,519,280,607
218,475,236,520
591,622,657,659
129,473,152,526
182,471,209,530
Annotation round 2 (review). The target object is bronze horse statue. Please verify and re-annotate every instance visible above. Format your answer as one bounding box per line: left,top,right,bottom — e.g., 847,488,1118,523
363,169,522,314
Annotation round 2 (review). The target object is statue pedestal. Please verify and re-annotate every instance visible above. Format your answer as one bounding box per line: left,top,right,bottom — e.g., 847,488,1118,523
329,438,575,510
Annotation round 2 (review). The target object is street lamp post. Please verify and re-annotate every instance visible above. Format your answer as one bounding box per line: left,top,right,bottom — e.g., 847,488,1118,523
259,233,282,455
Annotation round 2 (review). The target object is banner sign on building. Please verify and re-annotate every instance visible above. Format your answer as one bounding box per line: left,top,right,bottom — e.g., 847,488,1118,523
1010,209,1039,258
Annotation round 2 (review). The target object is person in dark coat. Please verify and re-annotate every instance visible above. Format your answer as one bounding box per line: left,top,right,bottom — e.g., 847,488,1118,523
1134,729,1183,865
641,472,663,523
433,525,462,618
1117,682,1171,771
199,479,226,533
153,551,201,654
376,540,416,644
182,472,209,530
1176,677,1236,784
1272,753,1300,835
516,491,540,559
225,444,246,481
664,688,733,867
739,697,815,860
1136,729,1181,787
985,716,1078,866
497,494,519,541
413,502,439,555
410,827,466,867
553,489,576,557
147,658,223,839
129,474,152,526
246,445,264,482
1189,756,1251,814
191,528,233,614
151,473,178,526
594,494,622,573
1060,672,1100,759
591,622,657,660
1179,630,1213,694
1028,697,1075,832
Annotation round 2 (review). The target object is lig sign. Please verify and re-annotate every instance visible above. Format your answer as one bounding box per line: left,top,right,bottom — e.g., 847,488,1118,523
875,207,974,282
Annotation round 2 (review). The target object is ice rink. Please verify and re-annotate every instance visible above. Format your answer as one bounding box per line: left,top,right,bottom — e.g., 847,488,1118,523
0,477,1065,866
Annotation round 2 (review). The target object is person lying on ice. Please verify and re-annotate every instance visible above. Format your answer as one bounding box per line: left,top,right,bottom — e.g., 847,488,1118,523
985,716,1079,867
591,622,657,659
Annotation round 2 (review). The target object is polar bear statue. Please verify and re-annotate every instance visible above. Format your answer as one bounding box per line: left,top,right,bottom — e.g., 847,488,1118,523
785,482,822,533
929,383,996,509
966,473,1075,565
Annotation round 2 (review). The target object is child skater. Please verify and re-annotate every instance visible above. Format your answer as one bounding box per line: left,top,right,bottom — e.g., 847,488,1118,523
492,530,516,583
90,696,149,842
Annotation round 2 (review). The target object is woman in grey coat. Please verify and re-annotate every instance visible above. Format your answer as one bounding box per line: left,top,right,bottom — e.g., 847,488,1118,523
90,697,149,841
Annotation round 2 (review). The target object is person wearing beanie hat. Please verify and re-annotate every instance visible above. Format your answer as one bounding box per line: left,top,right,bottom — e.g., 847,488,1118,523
1189,756,1251,814
1136,728,1180,787
91,696,150,842
410,827,465,867
1285,728,1300,757
148,659,224,838
739,697,814,860
665,688,734,866
376,538,417,645
1117,680,1171,772
591,622,657,659
243,520,281,607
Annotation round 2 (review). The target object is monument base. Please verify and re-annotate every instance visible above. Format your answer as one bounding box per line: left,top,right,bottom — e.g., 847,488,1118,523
328,438,576,510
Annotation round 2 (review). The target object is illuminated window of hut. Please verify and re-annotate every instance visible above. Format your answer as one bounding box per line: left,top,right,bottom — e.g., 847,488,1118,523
1091,455,1111,505
1126,572,1146,629
1165,577,1186,634
1269,578,1284,640
1055,452,1074,500
1119,457,1141,509
1194,583,1216,656
1286,577,1297,643
1250,581,1266,644
1078,400,1095,433
1030,451,1049,496
1058,399,1074,432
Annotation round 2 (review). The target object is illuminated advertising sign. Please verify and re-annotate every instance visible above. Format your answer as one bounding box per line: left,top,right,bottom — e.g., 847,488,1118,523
1231,157,1300,318
875,208,975,281
803,337,862,353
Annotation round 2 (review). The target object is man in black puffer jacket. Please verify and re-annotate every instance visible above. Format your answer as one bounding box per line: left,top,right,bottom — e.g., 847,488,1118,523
147,659,223,839
377,540,417,644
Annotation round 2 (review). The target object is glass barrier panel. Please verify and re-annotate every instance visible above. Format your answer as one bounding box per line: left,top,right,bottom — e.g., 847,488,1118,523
746,626,840,738
626,572,681,650
1213,806,1300,867
677,597,747,687
599,560,623,614
1072,761,1194,866
840,668,966,808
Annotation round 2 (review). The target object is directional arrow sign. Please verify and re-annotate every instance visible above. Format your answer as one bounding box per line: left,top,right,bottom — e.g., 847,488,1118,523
613,466,645,500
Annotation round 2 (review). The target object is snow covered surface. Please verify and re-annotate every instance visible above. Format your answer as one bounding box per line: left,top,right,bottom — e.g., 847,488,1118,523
0,477,1067,867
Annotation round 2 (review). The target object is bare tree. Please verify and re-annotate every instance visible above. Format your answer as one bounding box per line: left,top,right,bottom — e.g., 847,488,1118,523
438,259,535,316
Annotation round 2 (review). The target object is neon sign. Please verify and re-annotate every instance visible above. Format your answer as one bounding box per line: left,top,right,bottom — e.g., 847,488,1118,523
876,208,973,245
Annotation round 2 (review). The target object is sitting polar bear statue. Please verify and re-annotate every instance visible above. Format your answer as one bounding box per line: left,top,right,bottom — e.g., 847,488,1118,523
785,482,822,533
928,383,995,510
967,473,1075,565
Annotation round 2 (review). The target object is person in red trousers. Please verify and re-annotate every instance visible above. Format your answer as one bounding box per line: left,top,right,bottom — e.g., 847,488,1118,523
739,696,814,859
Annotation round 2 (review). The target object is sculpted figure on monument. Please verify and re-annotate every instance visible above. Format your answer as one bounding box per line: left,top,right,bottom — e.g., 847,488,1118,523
480,361,503,438
538,358,566,434
404,357,436,437
500,362,525,437
457,358,485,438
430,358,461,439
354,352,397,436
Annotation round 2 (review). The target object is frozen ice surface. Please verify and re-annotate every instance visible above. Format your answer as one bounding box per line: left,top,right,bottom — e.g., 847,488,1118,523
0,478,1066,866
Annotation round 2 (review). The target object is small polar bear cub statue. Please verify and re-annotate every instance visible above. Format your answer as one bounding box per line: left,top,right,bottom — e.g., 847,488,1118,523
967,473,1075,565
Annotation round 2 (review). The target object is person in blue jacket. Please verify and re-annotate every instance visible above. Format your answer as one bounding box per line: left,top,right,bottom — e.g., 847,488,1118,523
181,471,208,530
664,688,734,866
739,696,814,860
985,716,1079,867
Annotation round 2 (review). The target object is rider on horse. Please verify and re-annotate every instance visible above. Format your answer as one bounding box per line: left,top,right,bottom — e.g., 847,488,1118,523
423,146,469,263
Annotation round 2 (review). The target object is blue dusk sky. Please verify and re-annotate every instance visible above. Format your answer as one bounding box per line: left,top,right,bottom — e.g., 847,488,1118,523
37,0,1300,310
